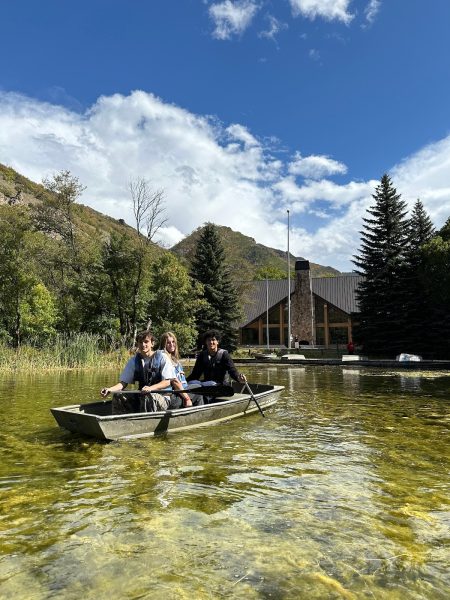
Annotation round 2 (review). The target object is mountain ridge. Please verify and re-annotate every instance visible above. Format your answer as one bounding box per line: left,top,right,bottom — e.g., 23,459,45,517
1,163,340,279
171,223,340,281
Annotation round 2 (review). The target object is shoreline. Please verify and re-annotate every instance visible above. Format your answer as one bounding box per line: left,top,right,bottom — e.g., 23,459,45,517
234,356,450,370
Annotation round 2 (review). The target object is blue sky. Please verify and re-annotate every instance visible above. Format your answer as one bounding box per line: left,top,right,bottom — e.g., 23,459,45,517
1,0,450,271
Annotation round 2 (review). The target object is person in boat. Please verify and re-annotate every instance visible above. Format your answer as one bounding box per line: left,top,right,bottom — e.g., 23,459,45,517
100,329,184,413
159,331,203,408
187,329,247,387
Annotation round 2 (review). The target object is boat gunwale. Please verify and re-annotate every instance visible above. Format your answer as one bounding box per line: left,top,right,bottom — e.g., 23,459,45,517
51,385,284,422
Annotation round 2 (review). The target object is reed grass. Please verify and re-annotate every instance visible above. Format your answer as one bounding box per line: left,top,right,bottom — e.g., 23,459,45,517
0,334,130,372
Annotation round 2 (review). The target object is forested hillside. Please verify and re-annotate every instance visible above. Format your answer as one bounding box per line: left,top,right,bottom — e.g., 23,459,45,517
0,164,338,351
0,164,180,347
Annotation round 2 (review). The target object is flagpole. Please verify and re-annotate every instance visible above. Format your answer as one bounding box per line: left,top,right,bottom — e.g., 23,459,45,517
287,209,291,349
266,277,270,350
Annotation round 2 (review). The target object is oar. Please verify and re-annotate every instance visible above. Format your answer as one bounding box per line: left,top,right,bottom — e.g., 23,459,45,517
117,385,234,398
244,382,265,417
173,384,234,397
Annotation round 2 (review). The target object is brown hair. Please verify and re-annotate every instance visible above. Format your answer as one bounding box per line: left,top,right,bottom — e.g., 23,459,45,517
136,330,155,344
160,331,179,361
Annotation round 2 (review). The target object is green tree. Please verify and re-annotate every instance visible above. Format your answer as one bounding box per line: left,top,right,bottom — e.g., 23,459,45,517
20,282,58,340
123,177,167,343
420,229,450,357
352,174,409,355
36,170,86,272
102,232,148,341
254,265,288,280
439,216,450,241
31,170,91,332
146,253,204,352
190,223,241,351
0,208,41,345
402,200,435,354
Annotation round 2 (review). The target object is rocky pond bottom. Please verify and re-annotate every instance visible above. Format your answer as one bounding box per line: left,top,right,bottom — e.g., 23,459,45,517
1,366,449,599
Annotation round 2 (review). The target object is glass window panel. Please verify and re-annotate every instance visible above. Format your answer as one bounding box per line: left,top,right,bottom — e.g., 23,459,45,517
241,328,259,344
268,305,281,324
263,327,281,345
314,297,326,322
328,304,347,323
315,326,325,345
329,327,348,344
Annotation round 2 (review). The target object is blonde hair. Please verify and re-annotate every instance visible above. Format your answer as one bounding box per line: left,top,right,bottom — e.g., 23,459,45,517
160,331,179,361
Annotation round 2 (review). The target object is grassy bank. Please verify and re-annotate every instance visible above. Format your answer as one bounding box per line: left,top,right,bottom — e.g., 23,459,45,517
0,334,130,372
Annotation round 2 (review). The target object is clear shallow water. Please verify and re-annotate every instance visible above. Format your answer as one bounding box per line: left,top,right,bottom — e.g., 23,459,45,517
0,366,449,599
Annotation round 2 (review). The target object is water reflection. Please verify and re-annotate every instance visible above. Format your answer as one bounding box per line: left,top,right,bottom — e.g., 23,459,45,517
0,367,449,598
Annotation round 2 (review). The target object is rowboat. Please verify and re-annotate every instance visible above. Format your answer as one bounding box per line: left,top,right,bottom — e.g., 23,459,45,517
50,382,284,441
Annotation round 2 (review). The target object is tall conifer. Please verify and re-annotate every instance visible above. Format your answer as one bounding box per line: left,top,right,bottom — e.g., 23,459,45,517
402,200,435,353
353,174,408,355
420,219,450,357
190,223,240,351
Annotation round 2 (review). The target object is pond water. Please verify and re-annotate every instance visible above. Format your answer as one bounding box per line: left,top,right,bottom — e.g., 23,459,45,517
0,366,449,599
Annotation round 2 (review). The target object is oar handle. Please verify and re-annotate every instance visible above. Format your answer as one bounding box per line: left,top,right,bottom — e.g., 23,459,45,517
116,385,234,398
244,382,265,417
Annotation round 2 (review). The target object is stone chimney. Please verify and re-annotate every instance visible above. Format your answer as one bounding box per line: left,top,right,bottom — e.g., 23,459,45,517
291,260,314,344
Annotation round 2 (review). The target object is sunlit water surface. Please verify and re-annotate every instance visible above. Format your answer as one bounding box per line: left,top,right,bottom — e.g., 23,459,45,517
0,366,449,599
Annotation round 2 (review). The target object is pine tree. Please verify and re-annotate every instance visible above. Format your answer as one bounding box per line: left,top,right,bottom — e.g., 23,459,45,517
352,174,409,355
402,200,435,354
190,223,241,351
420,219,450,358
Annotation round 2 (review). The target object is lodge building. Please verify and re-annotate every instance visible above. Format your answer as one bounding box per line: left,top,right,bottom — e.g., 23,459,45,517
238,260,363,348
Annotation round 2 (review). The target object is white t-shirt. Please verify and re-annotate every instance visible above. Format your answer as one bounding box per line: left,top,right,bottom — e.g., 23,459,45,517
119,351,176,385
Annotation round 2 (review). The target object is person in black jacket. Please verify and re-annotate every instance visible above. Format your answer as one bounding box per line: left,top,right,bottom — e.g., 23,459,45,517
187,330,247,385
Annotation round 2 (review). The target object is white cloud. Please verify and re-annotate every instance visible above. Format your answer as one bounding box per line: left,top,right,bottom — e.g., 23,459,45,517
308,48,321,61
274,176,373,214
1,90,450,272
209,0,259,40
288,152,347,179
259,15,288,42
391,137,450,226
226,123,259,147
364,0,381,25
289,0,354,25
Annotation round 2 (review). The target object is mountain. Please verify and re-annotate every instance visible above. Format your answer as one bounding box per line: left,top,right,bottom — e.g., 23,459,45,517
1,164,339,281
171,224,340,281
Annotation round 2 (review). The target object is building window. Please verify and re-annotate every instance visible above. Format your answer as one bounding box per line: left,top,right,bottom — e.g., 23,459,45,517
315,326,325,345
329,327,348,344
241,328,259,345
263,328,281,345
268,305,281,325
328,304,347,323
314,297,326,323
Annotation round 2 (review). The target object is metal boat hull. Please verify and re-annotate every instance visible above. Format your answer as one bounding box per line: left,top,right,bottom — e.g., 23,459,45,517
51,383,283,441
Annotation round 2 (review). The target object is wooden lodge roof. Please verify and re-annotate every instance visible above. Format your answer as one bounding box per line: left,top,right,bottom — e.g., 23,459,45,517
239,274,363,327
240,280,290,327
312,274,363,315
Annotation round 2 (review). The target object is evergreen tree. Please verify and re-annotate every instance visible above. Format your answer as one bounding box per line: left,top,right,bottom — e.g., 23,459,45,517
402,200,435,354
352,174,409,355
190,223,241,351
439,216,450,241
421,225,450,358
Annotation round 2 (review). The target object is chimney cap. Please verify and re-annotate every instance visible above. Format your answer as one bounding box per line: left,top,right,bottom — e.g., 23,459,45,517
295,260,310,271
